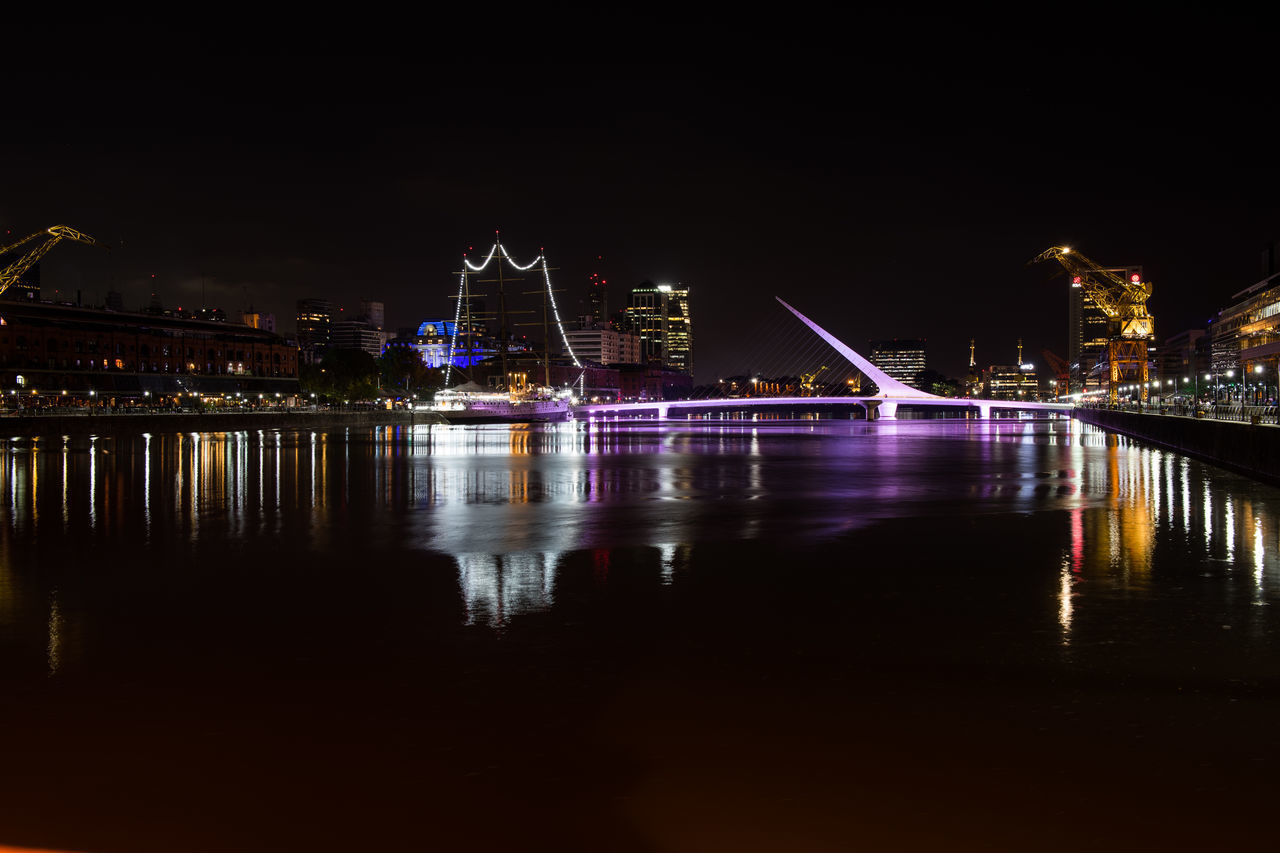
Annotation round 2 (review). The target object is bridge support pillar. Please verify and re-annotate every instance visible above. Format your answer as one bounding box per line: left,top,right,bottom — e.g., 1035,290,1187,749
656,404,669,420
975,403,991,420
877,400,898,420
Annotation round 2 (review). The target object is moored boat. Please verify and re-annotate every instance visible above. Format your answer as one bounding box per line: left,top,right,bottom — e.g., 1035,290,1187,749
424,383,571,424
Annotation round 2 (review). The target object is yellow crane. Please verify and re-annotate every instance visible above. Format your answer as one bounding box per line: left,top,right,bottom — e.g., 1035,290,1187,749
1032,245,1153,403
800,365,827,396
0,225,106,298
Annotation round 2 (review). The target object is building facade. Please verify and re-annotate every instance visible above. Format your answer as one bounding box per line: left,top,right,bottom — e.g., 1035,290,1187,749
295,298,334,365
1209,270,1280,381
0,301,299,402
624,282,693,375
869,339,926,385
983,363,1038,400
561,327,641,365
332,319,387,359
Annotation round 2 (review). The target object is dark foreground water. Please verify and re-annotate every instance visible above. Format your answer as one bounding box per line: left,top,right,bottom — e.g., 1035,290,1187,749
1,418,1278,852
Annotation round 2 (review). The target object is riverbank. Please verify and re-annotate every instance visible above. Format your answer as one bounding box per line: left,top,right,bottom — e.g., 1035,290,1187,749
1074,406,1280,485
0,408,447,438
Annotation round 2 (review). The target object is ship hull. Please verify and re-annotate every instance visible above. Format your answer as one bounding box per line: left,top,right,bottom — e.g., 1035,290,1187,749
428,398,572,425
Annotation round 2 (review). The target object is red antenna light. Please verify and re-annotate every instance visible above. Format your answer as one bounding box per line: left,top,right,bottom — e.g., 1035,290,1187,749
1131,274,1141,283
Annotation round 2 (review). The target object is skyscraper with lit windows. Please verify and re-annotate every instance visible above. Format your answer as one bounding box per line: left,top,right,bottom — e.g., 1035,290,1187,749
624,282,693,375
295,297,334,365
869,339,926,386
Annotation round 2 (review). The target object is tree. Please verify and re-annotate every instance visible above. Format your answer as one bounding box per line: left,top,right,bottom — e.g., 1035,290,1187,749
302,348,381,401
913,369,963,398
377,347,443,396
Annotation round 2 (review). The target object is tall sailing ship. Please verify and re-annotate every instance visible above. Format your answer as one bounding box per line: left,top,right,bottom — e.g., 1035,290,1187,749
426,238,580,424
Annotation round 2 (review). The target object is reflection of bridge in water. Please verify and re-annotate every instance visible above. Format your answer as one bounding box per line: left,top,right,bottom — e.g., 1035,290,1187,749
579,298,1073,421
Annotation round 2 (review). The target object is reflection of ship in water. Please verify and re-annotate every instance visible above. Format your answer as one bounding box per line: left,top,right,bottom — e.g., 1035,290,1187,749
456,552,558,627
430,238,583,425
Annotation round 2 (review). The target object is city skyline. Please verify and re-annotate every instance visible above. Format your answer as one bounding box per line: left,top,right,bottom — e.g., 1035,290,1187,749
5,52,1277,384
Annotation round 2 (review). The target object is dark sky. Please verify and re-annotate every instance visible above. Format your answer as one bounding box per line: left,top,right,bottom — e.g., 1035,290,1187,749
5,44,1278,383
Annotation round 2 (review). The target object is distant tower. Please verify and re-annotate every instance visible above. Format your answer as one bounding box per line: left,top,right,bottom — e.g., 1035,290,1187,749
583,257,608,326
1017,338,1023,365
296,297,334,365
968,339,976,371
360,298,385,331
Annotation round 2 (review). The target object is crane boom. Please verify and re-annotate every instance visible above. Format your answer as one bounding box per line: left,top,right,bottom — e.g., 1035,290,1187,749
1032,245,1153,338
0,225,105,297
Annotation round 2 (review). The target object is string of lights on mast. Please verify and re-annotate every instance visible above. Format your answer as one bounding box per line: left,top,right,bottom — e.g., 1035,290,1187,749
444,237,582,389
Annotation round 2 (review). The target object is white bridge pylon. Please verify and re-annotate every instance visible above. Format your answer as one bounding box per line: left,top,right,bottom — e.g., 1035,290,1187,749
775,297,939,401
577,297,1072,420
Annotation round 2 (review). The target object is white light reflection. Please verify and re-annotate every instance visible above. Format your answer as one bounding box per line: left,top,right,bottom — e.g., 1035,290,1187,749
1057,558,1073,645
1224,496,1235,562
89,436,96,529
1203,481,1212,546
61,442,68,530
143,433,151,539
1181,459,1191,530
457,552,558,628
1255,516,1265,591
659,543,676,584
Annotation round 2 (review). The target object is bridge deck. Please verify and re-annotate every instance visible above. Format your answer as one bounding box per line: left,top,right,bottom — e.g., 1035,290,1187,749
578,396,1072,419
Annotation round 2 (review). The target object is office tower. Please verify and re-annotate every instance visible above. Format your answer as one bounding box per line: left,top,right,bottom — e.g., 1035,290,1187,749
296,298,334,365
624,282,694,375
360,298,385,331
869,339,926,385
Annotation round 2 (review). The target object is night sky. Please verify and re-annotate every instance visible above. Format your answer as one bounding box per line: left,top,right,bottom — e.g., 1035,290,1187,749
6,44,1277,384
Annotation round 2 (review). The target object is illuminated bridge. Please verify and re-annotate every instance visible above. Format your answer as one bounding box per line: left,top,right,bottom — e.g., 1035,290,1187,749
577,298,1073,421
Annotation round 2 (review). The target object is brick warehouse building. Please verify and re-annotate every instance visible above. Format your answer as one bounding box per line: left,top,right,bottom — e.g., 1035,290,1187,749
0,302,299,405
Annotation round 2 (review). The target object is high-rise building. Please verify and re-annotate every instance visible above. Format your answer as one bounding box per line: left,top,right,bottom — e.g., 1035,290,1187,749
1209,267,1280,378
624,282,693,375
332,319,386,359
360,298,384,331
869,339,926,385
296,298,334,365
561,327,642,365
580,260,609,326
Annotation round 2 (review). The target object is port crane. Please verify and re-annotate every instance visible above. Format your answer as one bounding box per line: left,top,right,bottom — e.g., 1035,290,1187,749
799,365,827,395
1032,246,1153,403
0,225,105,298
1041,349,1071,399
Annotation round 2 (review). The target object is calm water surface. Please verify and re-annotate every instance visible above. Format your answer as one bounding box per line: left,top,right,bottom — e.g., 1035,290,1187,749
0,418,1278,851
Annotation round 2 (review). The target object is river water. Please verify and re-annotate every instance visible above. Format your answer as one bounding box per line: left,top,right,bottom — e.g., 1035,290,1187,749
0,417,1277,851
